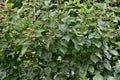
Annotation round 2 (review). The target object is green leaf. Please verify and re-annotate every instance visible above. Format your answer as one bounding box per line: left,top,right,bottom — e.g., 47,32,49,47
104,62,111,71
88,33,95,39
93,74,103,80
0,52,3,57
46,40,51,49
62,35,70,42
60,67,69,74
59,24,67,31
18,39,27,45
88,65,94,73
61,16,70,22
107,76,115,80
0,71,6,80
90,55,99,64
35,10,40,16
95,52,102,59
97,19,105,29
109,50,119,56
60,41,67,47
50,10,57,17
44,67,51,75
59,47,67,54
42,52,52,61
115,42,120,47
72,39,80,51
104,50,112,59
93,40,102,48
35,29,45,37
20,45,28,57
6,3,14,8
44,0,51,6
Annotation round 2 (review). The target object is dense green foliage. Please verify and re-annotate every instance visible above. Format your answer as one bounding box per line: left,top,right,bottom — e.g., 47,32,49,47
0,0,120,80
